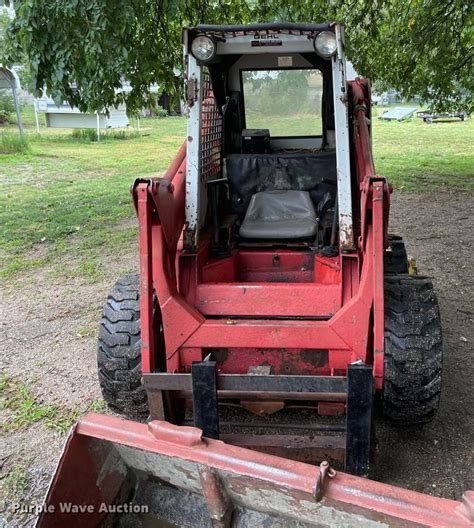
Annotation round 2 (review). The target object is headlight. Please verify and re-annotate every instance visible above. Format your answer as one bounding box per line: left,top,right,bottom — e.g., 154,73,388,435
191,34,216,62
313,31,337,59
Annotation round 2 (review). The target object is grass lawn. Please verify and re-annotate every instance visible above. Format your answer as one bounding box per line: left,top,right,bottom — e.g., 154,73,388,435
372,106,473,190
1,115,186,279
1,105,472,280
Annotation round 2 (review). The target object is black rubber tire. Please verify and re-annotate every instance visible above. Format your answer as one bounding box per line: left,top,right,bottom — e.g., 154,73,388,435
97,275,148,419
384,234,409,274
382,275,442,425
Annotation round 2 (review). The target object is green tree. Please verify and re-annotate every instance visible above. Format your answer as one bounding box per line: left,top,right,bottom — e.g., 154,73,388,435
2,0,473,113
1,12,12,55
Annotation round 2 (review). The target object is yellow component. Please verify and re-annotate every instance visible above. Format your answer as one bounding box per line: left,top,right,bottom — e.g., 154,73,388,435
408,257,418,276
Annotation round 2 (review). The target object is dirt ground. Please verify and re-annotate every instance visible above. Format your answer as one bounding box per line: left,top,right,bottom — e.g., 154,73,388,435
372,191,474,498
0,190,473,526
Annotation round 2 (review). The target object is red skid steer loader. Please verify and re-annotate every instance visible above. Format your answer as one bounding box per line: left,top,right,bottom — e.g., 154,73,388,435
37,23,473,527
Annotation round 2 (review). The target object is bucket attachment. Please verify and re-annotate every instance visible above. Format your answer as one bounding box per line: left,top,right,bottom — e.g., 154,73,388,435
38,413,473,528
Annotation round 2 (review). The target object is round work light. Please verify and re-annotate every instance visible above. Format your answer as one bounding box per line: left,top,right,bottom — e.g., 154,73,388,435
313,31,337,59
191,34,216,62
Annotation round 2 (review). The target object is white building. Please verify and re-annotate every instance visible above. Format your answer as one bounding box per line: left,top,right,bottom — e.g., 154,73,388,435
35,98,129,130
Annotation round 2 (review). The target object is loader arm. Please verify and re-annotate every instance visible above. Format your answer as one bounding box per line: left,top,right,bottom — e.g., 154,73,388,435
350,77,391,388
132,143,204,373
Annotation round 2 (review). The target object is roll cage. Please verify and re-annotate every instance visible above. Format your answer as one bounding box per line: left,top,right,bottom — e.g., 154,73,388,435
182,22,353,251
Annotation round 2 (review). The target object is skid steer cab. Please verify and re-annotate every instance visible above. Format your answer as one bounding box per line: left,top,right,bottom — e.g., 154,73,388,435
97,22,442,476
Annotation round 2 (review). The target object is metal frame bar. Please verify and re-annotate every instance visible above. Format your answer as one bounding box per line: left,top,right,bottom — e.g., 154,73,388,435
184,53,202,251
345,363,373,476
144,373,347,393
372,180,386,384
196,22,332,33
136,182,156,373
192,360,219,439
332,24,354,250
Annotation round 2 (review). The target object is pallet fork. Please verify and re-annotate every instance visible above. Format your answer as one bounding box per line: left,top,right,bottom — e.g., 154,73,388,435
145,360,374,476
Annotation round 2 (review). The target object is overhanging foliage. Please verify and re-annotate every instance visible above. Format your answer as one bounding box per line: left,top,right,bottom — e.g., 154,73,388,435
2,0,473,113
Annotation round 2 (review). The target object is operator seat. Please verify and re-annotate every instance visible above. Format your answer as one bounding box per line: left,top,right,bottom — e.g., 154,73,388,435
239,190,318,239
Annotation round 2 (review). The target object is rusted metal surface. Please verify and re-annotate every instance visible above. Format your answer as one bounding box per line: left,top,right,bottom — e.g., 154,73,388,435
37,414,474,527
186,77,197,106
242,365,275,413
195,421,346,433
208,347,330,376
147,387,166,420
314,461,337,501
239,400,284,415
199,467,233,527
318,402,345,416
171,390,346,402
220,433,346,465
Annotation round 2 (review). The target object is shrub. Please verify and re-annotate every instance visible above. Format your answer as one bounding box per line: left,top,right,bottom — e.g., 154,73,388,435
156,105,168,118
138,98,169,118
0,91,15,124
71,128,98,142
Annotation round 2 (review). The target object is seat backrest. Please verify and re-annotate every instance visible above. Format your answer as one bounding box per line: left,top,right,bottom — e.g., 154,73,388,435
225,152,337,214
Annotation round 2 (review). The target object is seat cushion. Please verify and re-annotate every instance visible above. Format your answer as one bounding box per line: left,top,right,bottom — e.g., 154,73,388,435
240,190,318,239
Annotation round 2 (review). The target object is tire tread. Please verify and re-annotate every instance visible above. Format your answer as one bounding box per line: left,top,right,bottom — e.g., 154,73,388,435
384,234,409,274
382,275,442,425
97,275,148,419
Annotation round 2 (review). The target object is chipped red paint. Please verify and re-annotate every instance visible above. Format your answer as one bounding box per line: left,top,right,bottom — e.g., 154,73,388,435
37,414,474,528
211,347,330,375
196,282,341,317
135,178,381,373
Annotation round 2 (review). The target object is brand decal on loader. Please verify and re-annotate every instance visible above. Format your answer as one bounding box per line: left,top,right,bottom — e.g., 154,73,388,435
251,36,282,47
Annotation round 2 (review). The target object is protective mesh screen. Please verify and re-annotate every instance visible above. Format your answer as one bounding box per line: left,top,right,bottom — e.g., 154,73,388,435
200,69,222,182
